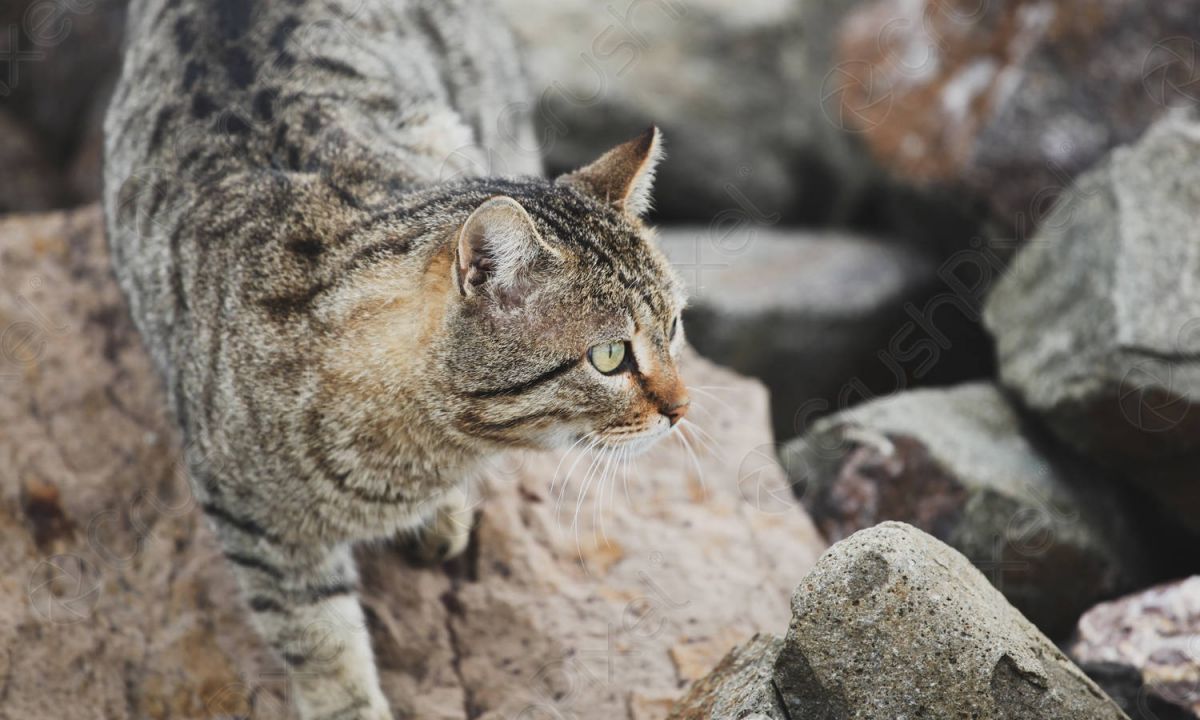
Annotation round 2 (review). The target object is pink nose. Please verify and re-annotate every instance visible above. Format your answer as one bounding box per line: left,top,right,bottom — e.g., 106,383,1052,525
663,400,689,427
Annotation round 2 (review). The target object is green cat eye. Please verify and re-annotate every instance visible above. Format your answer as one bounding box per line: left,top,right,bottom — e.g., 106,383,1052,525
588,341,627,374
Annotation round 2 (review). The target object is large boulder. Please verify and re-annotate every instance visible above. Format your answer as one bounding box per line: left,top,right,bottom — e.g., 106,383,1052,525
656,226,991,440
780,383,1149,637
0,206,827,719
774,522,1130,719
494,0,816,223
829,0,1200,230
983,113,1200,530
1070,578,1200,720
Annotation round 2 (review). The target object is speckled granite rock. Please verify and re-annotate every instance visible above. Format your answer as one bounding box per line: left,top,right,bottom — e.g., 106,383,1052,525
984,113,1200,532
775,522,1130,719
0,205,826,719
1070,578,1200,720
667,633,785,720
780,383,1148,638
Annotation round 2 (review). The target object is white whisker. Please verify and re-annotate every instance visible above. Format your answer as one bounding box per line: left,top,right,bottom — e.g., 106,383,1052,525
594,447,618,546
675,424,708,500
621,444,634,506
692,384,737,393
687,399,717,420
689,386,735,415
549,431,594,496
680,418,726,461
555,435,602,519
571,443,607,531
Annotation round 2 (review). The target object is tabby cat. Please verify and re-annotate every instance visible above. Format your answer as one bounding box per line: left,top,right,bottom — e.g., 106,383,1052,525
103,0,689,717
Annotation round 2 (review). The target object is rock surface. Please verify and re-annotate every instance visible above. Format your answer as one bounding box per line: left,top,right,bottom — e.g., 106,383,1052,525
0,205,827,719
831,0,1200,229
0,0,126,210
658,226,957,440
780,383,1148,637
496,0,986,244
494,0,814,223
984,113,1200,531
1070,577,1200,719
0,110,63,213
775,522,1130,719
667,633,785,720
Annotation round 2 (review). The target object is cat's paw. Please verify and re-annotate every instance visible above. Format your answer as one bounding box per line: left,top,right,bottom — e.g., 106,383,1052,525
406,486,475,565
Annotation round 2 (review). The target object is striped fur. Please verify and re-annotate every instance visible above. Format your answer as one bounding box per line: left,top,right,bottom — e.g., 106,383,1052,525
102,1,687,717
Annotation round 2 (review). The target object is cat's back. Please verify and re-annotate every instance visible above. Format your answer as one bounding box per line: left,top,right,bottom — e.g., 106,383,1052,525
103,0,538,369
105,0,534,187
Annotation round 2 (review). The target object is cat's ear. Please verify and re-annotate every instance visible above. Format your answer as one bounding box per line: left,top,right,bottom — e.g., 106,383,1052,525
557,126,663,219
455,196,559,302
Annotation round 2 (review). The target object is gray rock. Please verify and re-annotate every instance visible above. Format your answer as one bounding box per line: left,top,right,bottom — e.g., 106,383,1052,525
657,226,943,439
1070,577,1200,720
831,0,1200,230
774,522,1130,719
667,633,786,720
983,113,1200,529
780,383,1148,637
494,0,885,226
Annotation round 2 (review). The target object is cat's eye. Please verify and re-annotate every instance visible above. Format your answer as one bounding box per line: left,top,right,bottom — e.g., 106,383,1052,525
588,341,627,375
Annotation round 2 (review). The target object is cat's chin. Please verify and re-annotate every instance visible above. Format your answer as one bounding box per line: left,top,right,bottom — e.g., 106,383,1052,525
596,427,673,456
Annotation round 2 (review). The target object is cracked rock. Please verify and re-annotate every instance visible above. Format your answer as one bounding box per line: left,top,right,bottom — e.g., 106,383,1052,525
0,206,826,719
773,522,1130,719
983,113,1200,533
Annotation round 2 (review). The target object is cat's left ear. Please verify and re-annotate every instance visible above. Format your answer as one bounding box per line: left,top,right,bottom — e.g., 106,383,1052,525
456,196,560,303
557,126,663,219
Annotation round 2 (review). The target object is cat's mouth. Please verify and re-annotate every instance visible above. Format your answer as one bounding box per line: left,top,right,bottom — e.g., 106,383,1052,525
595,418,673,454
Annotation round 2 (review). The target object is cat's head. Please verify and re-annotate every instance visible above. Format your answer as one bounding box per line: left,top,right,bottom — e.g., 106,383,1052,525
441,127,689,453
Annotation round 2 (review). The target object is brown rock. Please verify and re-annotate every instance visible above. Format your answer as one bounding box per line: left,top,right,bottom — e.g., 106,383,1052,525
0,205,826,719
1070,578,1200,719
829,0,1200,229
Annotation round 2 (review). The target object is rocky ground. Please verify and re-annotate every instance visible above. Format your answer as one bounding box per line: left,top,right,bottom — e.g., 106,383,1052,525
2,0,1200,717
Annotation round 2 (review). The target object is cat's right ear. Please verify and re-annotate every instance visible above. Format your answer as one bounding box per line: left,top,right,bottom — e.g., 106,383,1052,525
557,126,663,218
455,196,560,303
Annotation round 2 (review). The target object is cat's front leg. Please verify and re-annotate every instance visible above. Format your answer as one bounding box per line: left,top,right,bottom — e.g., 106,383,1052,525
204,507,391,720
409,484,476,564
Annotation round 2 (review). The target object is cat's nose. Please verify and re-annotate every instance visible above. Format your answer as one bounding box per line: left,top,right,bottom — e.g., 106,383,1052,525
662,398,689,427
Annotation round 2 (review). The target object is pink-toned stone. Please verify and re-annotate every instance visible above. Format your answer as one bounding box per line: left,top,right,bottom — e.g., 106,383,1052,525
1071,578,1200,718
830,0,1200,229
